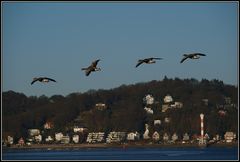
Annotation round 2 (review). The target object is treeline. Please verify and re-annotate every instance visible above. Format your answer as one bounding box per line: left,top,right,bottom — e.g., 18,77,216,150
2,77,238,140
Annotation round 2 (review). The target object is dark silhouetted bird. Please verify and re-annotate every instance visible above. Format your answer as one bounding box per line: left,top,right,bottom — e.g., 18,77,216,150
81,59,101,76
31,77,56,85
180,53,206,63
135,57,163,68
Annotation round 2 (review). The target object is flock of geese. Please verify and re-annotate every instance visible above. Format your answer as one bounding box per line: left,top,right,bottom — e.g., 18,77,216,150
31,53,206,85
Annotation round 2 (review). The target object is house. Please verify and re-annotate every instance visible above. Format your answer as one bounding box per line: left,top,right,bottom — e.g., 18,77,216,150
202,99,209,106
164,117,171,123
18,137,25,145
144,107,154,114
163,133,169,142
61,135,70,144
170,102,183,109
213,134,220,141
95,103,107,110
224,132,236,143
34,134,42,143
204,133,210,141
26,138,34,144
171,133,178,142
7,136,14,145
143,94,154,105
162,104,170,112
106,132,126,143
44,121,54,129
152,131,160,141
45,136,54,142
73,126,88,133
96,132,105,142
86,132,105,143
182,133,190,142
224,97,231,104
191,134,200,143
28,129,40,137
55,132,64,141
164,94,173,103
154,120,161,126
72,135,79,143
127,132,140,141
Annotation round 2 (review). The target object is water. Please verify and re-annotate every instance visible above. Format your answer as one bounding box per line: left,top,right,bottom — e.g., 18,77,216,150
2,147,238,160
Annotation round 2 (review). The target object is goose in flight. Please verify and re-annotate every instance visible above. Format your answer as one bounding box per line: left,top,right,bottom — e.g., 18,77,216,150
81,59,101,76
180,53,206,63
31,77,56,85
135,57,163,68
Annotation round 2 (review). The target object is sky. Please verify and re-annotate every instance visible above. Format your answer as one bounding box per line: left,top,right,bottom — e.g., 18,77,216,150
2,2,238,97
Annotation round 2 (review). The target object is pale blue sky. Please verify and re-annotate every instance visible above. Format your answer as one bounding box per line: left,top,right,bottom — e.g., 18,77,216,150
2,2,238,97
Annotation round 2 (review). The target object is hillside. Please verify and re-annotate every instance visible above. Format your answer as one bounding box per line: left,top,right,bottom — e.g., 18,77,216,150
2,77,238,140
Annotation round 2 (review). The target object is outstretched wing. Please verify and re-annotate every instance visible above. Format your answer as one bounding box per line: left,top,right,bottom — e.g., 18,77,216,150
135,60,144,67
150,57,163,60
85,69,92,76
91,59,100,67
180,56,188,63
196,53,206,56
31,78,39,85
44,77,56,82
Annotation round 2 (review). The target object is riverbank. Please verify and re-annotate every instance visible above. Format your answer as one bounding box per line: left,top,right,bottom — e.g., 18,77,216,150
4,141,238,150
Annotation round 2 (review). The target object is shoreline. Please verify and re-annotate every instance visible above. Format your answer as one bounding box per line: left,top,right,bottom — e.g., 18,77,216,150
3,141,238,150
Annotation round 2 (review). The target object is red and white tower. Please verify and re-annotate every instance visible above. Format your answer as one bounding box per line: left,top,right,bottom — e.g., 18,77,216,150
200,113,204,139
199,113,206,145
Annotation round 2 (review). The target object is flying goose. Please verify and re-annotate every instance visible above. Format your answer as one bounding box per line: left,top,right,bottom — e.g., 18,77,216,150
180,53,206,63
31,77,56,85
135,57,163,68
81,59,101,76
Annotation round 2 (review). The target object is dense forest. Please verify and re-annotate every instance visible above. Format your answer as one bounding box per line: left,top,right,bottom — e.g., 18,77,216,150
2,77,238,141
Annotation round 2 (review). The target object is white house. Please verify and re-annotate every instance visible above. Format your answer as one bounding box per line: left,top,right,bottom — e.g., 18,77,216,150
224,132,236,143
106,132,126,143
164,117,171,123
164,94,173,103
7,136,14,145
28,129,40,137
154,120,161,126
182,133,190,141
127,132,140,141
97,132,105,142
95,103,107,110
45,136,54,142
213,134,220,141
172,133,178,142
73,126,88,133
87,132,105,143
34,134,42,143
61,135,70,144
143,94,154,105
204,133,210,140
55,132,64,141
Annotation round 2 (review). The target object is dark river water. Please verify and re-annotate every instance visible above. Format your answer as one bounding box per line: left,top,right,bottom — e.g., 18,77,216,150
2,146,238,160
